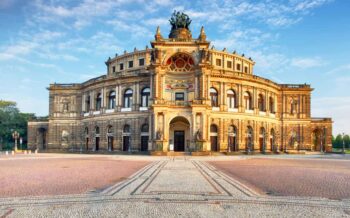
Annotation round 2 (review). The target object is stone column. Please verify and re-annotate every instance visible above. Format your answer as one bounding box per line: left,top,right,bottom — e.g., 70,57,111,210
195,75,198,99
115,85,119,111
82,94,85,112
91,91,95,110
136,82,140,110
101,88,105,111
118,85,122,109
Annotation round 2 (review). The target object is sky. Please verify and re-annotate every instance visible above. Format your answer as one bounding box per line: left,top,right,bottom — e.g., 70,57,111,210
0,0,349,135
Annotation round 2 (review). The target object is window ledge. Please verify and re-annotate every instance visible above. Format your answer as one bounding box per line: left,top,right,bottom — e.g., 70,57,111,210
83,112,90,117
270,113,276,118
259,111,266,116
139,107,148,111
121,108,132,112
93,111,100,115
105,109,115,113
212,107,220,111
246,109,254,114
228,108,238,112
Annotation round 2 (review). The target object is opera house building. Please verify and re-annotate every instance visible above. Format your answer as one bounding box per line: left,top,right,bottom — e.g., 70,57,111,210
28,13,332,154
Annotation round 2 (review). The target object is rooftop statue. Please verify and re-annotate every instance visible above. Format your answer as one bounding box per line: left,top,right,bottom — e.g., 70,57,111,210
169,10,192,30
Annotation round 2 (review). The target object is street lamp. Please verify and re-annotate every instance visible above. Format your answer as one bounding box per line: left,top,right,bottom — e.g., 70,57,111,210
342,132,345,154
12,131,20,152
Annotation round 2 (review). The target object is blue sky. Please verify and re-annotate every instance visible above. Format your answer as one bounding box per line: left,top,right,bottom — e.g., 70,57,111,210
0,0,349,135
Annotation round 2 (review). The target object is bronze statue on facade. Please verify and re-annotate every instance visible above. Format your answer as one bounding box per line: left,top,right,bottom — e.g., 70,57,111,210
169,10,192,30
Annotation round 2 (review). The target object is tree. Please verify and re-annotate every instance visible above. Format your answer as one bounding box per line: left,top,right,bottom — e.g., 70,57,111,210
0,100,36,150
333,134,343,149
344,134,350,149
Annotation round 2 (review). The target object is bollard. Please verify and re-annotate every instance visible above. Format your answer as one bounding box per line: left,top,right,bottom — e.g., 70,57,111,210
29,150,32,154
35,149,38,154
24,150,27,155
11,151,15,155
5,151,8,155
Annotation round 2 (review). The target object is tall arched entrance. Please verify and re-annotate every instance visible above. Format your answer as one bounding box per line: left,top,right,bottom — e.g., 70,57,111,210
169,116,190,152
228,125,237,151
210,124,219,152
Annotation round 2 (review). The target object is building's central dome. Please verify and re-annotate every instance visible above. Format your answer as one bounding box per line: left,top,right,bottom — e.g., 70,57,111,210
168,11,192,40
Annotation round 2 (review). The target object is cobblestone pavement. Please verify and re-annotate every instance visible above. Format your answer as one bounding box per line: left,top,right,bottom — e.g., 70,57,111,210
210,158,350,200
0,155,350,217
0,155,150,197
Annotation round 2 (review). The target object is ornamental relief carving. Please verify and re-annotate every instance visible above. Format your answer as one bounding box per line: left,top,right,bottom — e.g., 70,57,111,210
54,96,76,113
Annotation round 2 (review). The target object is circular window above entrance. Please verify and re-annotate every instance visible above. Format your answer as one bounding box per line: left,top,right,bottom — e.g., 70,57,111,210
166,53,195,72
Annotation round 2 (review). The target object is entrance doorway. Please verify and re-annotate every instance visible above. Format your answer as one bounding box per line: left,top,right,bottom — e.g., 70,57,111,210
210,124,218,151
108,136,113,151
123,136,130,151
174,131,185,151
85,138,89,150
140,124,149,151
141,136,148,151
95,137,100,151
169,116,190,152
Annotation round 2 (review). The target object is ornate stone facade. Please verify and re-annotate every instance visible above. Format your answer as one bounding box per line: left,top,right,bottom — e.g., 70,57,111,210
28,13,332,153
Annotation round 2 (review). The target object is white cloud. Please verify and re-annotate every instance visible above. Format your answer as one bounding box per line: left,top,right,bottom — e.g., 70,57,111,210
144,18,169,26
325,64,350,75
291,57,325,68
106,19,152,38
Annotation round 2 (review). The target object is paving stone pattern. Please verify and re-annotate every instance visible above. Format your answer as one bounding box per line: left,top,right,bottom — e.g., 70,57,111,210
0,156,350,217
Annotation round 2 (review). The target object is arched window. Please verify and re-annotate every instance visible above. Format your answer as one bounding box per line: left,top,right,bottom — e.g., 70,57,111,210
85,95,90,112
258,94,265,111
244,92,252,110
141,124,149,133
95,126,100,135
227,89,236,109
95,93,102,110
269,97,275,113
141,87,150,107
210,87,218,107
123,124,130,133
108,91,116,109
124,89,133,108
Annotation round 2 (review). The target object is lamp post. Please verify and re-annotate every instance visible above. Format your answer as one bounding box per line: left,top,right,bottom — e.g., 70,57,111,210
342,132,345,154
12,131,19,152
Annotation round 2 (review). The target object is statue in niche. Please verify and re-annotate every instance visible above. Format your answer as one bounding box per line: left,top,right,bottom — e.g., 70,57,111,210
60,97,70,113
61,130,69,145
195,129,202,141
156,129,163,140
151,49,159,63
200,49,210,63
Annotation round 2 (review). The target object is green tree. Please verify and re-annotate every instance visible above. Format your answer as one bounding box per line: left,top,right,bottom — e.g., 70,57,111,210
344,134,350,149
0,100,36,150
333,134,343,149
